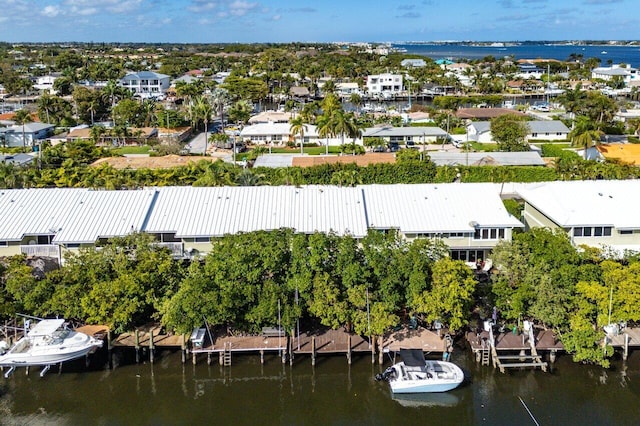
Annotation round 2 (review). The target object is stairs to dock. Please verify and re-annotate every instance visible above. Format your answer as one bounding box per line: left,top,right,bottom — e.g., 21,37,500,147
223,344,232,366
481,341,490,366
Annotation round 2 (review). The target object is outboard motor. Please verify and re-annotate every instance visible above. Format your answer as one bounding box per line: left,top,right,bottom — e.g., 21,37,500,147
375,367,396,381
0,340,8,355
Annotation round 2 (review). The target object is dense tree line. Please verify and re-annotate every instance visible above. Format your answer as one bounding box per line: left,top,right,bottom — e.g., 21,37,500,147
0,231,469,338
2,228,639,367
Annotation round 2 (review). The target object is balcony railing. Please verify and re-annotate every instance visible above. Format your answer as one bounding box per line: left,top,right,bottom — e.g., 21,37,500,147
20,244,60,259
153,242,184,258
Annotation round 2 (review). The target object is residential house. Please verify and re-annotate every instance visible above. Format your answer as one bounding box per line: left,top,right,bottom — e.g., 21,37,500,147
0,184,523,263
591,65,638,86
366,73,403,96
466,120,570,143
0,153,34,166
119,71,171,96
515,63,545,80
33,74,62,93
247,111,294,124
518,180,640,255
240,122,319,146
0,122,54,147
401,59,426,68
336,82,361,97
362,126,448,144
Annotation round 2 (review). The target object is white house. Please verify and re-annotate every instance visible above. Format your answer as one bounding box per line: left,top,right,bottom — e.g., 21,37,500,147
591,65,639,86
240,122,357,147
366,73,403,96
0,122,55,147
33,74,61,93
119,71,170,96
401,59,426,68
362,126,448,144
466,120,570,143
0,184,523,263
336,82,361,97
518,180,640,256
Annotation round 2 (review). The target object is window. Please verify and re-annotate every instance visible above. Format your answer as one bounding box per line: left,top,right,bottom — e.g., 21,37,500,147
194,237,210,243
620,230,633,235
66,243,80,249
0,241,7,247
574,226,612,237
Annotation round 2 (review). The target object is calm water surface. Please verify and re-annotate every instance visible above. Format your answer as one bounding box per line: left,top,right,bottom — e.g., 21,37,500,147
1,349,640,425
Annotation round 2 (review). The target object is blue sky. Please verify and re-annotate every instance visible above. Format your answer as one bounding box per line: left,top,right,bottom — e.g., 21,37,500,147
1,0,638,43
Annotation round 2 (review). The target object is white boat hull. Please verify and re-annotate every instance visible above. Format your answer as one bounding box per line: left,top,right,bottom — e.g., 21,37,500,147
382,359,465,394
0,321,102,368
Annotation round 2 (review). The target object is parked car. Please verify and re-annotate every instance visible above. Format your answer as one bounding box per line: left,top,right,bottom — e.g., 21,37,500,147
372,145,386,153
389,142,400,152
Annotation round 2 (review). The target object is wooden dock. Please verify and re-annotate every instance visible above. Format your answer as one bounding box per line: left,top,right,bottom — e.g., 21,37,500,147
607,327,640,360
466,326,560,373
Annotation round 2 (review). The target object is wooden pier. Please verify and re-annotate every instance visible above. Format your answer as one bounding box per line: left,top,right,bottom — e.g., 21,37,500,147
607,326,640,360
466,325,562,373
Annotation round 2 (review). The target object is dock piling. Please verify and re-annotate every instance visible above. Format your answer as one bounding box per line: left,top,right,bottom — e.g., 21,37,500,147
149,331,155,364
311,336,316,366
347,335,352,364
134,330,140,364
623,333,630,361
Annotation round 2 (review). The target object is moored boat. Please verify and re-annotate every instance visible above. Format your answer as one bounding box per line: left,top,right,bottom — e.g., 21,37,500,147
375,349,464,393
0,319,103,370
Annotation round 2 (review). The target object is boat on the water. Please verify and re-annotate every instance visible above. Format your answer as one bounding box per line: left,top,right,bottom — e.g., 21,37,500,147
0,319,103,372
375,349,464,393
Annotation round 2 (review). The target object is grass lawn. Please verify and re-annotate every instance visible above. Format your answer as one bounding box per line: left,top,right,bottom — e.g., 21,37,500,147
468,142,499,152
111,146,152,155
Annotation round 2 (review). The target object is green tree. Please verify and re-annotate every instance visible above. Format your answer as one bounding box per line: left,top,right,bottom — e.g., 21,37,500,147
289,115,308,155
413,258,476,332
490,113,530,152
570,115,603,159
13,109,33,149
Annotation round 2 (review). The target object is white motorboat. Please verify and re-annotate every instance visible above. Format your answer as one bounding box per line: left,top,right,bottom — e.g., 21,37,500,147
376,349,464,393
0,319,103,369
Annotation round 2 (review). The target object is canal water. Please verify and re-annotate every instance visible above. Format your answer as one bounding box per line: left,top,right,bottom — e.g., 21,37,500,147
1,348,640,425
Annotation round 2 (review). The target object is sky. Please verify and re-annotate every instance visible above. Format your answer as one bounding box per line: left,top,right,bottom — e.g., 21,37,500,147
1,0,639,43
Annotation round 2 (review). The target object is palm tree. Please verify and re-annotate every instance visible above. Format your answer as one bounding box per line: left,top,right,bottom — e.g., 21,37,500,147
330,109,358,148
570,116,603,159
90,126,106,145
316,114,335,155
194,96,213,156
289,116,308,155
209,88,231,131
13,109,33,150
349,93,363,112
37,93,54,124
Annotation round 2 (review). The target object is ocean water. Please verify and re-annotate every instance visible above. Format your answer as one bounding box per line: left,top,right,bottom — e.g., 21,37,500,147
396,43,640,66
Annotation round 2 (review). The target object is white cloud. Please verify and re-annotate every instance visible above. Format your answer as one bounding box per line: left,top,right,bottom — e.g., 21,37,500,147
271,14,281,21
228,0,258,17
189,1,218,12
41,5,61,17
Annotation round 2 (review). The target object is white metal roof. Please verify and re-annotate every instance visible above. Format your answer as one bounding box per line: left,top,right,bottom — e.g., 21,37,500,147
428,151,546,167
0,188,156,243
1,184,525,245
361,183,523,233
53,189,157,243
0,188,84,241
145,186,368,238
240,122,319,137
517,180,640,229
